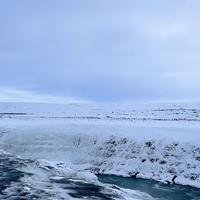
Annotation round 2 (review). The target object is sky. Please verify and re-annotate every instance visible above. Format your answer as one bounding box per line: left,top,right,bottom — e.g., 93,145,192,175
0,0,200,103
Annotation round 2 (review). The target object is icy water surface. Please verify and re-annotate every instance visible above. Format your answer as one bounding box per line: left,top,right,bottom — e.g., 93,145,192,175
0,151,154,200
98,175,200,200
1,147,199,200
0,151,121,200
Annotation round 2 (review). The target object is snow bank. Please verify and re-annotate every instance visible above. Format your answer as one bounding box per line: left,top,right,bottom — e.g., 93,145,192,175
0,124,200,189
0,102,200,189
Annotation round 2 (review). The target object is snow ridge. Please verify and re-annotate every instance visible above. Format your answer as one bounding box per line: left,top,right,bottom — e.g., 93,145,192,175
0,102,200,189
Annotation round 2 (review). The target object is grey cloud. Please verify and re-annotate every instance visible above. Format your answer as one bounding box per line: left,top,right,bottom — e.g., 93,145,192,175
0,0,200,102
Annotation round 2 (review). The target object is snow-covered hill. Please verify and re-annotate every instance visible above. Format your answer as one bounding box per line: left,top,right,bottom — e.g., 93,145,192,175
1,101,200,124
0,102,200,194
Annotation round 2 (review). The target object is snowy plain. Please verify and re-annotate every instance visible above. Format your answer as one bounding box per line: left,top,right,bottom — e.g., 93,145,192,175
0,102,200,199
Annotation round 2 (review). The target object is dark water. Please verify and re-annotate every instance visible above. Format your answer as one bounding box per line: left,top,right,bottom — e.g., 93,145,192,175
52,178,118,200
98,175,200,200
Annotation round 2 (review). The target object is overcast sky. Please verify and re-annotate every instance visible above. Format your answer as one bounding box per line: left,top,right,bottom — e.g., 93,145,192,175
0,0,200,103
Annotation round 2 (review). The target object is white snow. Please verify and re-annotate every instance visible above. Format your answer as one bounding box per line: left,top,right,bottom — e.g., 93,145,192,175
0,102,200,194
